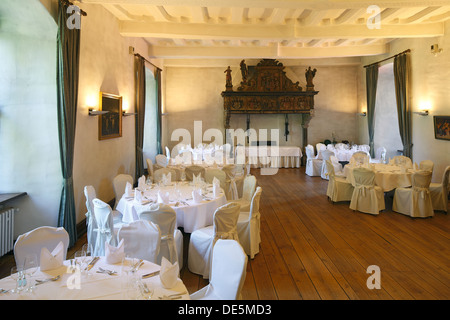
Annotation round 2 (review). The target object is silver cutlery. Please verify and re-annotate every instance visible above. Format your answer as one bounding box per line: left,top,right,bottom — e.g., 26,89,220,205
141,270,160,279
97,267,117,275
158,291,187,300
0,288,9,293
35,275,60,285
86,256,99,271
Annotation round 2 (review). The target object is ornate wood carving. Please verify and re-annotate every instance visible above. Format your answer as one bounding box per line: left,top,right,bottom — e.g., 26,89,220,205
221,59,318,129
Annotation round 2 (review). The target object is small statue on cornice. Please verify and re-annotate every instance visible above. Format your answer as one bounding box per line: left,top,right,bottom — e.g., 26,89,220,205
305,66,317,91
224,66,233,91
240,60,248,83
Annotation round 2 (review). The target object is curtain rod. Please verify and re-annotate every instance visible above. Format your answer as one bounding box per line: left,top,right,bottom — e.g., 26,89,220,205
363,49,410,68
60,0,87,16
134,53,162,71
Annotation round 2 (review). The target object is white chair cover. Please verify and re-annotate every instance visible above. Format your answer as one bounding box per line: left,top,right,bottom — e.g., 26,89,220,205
305,144,322,176
330,155,344,176
349,168,385,215
146,158,154,180
14,226,69,267
315,143,326,159
93,198,117,256
185,165,206,181
222,164,239,200
390,155,413,168
188,202,241,279
349,151,370,166
326,160,354,203
117,220,161,263
153,168,177,183
84,185,98,250
393,170,434,218
205,169,227,190
237,186,262,259
430,166,450,213
139,204,183,270
165,146,171,159
190,239,248,300
113,174,133,209
228,175,257,212
155,154,169,168
419,160,434,172
320,149,335,180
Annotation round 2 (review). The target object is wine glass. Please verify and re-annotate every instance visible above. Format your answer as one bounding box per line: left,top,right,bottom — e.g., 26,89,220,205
23,254,38,292
10,266,26,293
82,243,94,276
74,250,86,274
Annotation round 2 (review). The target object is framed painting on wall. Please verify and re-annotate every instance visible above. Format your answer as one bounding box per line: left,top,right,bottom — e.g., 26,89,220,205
99,92,122,140
433,115,450,141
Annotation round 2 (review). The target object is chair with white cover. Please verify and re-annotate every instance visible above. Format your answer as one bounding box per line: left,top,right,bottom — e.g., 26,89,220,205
113,174,133,209
349,168,385,215
165,146,171,159
185,165,206,181
330,155,344,176
316,143,326,159
14,226,69,268
155,154,169,168
349,151,370,166
419,160,434,172
320,149,335,180
146,158,154,181
393,170,434,218
117,220,161,263
430,166,450,213
390,155,413,168
237,186,262,259
205,168,227,190
153,168,177,183
305,144,322,176
84,186,98,251
188,202,241,279
190,239,247,300
93,198,119,256
139,204,183,269
222,164,240,200
228,175,257,212
326,160,354,203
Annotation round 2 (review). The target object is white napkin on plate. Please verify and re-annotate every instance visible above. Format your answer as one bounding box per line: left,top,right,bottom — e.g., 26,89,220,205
138,175,146,189
158,190,170,204
40,241,64,271
192,188,203,203
134,189,144,204
159,257,179,289
125,182,133,197
212,177,221,197
105,239,125,264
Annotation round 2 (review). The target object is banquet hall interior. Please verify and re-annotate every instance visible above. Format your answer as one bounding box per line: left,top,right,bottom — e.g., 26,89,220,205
0,0,449,300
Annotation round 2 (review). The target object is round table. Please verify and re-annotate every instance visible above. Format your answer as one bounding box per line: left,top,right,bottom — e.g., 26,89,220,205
116,182,227,233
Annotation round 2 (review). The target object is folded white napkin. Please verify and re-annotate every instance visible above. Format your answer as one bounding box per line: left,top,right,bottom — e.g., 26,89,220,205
134,189,144,204
158,190,170,204
192,188,203,203
162,173,172,186
212,177,221,197
159,257,179,289
138,175,146,189
125,182,133,197
105,239,125,264
40,241,64,271
193,173,202,185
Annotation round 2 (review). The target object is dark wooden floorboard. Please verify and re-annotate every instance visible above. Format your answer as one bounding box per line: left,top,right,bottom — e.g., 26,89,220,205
1,167,448,299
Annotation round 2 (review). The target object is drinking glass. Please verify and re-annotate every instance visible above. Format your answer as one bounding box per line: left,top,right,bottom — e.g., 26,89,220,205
23,254,38,292
74,250,86,274
82,243,94,276
10,266,26,293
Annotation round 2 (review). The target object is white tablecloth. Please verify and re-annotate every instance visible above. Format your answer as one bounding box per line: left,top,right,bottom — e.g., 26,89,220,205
344,163,415,192
240,146,302,168
0,257,189,300
116,182,227,233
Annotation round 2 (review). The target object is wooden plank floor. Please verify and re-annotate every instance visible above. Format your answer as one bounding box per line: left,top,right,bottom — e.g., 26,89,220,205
1,167,449,300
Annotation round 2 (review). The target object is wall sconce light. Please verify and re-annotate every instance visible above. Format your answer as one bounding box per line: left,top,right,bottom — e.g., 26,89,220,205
413,110,429,116
88,108,109,116
122,110,136,117
357,112,367,116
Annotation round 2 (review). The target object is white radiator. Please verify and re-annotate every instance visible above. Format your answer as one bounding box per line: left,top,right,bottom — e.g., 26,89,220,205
0,207,15,257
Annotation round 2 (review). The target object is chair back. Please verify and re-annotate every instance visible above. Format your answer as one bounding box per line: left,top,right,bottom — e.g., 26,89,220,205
146,158,154,177
249,187,263,219
14,226,69,267
353,167,375,187
165,146,171,159
118,220,161,263
242,175,257,201
419,160,434,172
213,203,241,244
222,164,236,179
316,143,326,159
154,168,177,183
412,170,432,191
139,204,178,265
93,198,116,256
321,150,335,161
391,155,412,168
350,151,370,166
84,185,97,248
205,168,227,190
210,239,248,300
325,160,336,179
443,166,450,193
113,174,133,208
155,154,169,167
305,145,315,159
185,165,206,181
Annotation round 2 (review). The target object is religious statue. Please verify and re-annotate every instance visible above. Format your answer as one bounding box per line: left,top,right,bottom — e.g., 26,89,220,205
305,66,317,91
240,60,248,83
224,66,233,91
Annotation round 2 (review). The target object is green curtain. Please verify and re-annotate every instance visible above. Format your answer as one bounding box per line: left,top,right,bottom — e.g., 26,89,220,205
155,68,163,155
366,64,378,159
135,56,146,180
56,2,81,247
394,53,413,159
